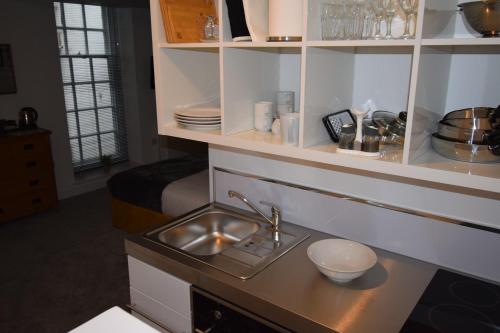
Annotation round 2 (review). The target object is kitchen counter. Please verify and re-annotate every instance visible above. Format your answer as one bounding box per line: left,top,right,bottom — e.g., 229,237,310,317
126,222,437,333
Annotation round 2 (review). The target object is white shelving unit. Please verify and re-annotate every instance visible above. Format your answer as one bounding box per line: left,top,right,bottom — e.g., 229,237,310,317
150,0,500,194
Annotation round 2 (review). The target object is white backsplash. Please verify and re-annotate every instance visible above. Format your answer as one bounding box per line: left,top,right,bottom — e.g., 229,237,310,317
213,168,500,283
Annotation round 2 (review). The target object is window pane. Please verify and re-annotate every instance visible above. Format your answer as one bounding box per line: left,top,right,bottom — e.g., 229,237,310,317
64,3,84,28
95,83,111,107
57,29,67,55
79,110,97,135
70,139,81,163
54,3,62,27
81,136,99,160
63,86,75,111
66,112,78,137
92,58,109,81
75,84,94,109
98,108,114,132
60,58,71,83
101,133,116,156
67,30,86,55
88,31,106,55
72,58,91,82
85,5,103,29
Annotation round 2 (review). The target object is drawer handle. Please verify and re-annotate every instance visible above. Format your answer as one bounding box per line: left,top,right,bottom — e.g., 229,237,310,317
125,304,175,333
32,197,42,205
29,179,40,187
24,143,35,150
26,161,37,168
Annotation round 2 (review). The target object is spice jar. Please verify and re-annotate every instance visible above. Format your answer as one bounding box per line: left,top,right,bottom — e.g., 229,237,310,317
362,125,380,153
338,124,356,150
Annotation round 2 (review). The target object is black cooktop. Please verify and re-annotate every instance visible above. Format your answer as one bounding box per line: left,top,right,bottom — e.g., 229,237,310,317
400,269,500,333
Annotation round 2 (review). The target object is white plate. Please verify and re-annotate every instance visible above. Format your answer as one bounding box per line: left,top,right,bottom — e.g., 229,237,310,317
176,118,221,125
175,114,221,121
175,107,221,118
178,122,221,131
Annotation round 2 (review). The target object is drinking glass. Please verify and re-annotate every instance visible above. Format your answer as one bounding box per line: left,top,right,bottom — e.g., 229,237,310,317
321,3,335,40
382,0,397,39
370,0,385,40
343,0,356,39
399,0,418,39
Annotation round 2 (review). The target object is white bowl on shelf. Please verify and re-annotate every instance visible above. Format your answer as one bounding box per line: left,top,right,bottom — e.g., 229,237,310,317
307,239,377,283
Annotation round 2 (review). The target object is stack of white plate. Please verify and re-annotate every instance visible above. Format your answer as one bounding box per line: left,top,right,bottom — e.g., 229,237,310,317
174,107,221,131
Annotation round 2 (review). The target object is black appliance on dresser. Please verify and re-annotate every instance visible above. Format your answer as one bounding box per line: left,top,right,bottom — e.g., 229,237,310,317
192,287,292,333
401,269,500,333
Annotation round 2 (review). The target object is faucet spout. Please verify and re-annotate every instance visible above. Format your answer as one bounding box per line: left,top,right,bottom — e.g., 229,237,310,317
228,190,280,230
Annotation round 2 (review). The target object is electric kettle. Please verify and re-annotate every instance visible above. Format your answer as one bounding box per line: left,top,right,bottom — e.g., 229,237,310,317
18,107,38,129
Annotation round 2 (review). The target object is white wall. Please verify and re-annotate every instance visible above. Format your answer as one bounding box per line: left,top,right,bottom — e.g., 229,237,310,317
213,168,500,282
209,146,500,229
0,0,158,198
116,7,159,165
0,0,75,198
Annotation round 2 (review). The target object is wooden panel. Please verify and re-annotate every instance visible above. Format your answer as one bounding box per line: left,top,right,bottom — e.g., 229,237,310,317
128,256,191,317
111,196,171,233
159,0,217,43
0,188,58,223
0,130,57,222
0,163,55,198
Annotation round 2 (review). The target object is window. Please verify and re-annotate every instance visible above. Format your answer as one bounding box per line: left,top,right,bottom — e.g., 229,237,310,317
54,2,127,172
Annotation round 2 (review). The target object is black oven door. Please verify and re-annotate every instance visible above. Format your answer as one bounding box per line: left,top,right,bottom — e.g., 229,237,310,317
192,287,292,333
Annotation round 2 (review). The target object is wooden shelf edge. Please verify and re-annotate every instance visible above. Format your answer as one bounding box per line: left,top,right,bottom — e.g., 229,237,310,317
158,42,220,49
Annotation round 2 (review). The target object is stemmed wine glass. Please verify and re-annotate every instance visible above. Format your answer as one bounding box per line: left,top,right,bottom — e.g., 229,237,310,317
370,0,385,40
382,0,397,39
399,0,418,39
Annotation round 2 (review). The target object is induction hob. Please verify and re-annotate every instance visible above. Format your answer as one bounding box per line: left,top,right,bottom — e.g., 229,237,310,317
400,269,500,333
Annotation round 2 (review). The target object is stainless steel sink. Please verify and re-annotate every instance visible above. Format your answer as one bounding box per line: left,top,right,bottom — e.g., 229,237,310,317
144,204,310,279
157,211,260,256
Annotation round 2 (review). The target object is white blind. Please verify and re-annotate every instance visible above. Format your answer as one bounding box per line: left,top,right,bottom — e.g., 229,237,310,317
54,1,128,172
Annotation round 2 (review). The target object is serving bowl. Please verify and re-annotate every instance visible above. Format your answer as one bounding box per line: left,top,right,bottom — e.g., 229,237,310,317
307,239,377,283
458,1,500,38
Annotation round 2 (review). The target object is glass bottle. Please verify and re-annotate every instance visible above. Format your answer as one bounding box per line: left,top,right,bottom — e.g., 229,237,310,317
204,16,218,41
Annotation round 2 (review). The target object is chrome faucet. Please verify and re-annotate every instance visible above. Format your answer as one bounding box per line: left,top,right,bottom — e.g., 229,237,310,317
228,190,281,231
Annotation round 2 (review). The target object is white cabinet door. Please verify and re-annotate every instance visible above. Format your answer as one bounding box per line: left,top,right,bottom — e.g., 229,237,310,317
130,287,191,333
128,256,192,333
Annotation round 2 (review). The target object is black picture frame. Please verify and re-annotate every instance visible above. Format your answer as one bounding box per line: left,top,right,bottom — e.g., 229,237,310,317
0,44,17,95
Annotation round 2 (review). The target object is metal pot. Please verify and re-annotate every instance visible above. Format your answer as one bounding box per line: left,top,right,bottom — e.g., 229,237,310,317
437,120,500,145
458,1,500,38
431,133,500,163
18,107,38,129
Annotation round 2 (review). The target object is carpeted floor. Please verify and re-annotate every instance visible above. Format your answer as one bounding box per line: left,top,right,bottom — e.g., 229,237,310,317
0,189,130,333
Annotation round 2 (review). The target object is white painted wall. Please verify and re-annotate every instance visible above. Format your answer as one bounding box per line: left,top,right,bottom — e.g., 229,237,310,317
0,0,158,198
209,146,500,229
0,0,75,198
213,167,500,282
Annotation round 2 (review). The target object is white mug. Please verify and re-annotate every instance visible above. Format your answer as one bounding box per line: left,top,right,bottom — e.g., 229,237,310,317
280,112,300,146
254,101,274,132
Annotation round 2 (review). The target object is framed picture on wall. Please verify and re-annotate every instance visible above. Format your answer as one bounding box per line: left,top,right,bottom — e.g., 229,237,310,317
0,44,17,94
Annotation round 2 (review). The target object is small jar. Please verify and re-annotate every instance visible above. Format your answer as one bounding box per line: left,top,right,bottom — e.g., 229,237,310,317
338,124,356,150
362,125,380,153
204,16,219,40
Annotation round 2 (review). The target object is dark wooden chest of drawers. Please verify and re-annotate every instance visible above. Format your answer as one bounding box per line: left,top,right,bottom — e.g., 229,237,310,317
0,129,58,223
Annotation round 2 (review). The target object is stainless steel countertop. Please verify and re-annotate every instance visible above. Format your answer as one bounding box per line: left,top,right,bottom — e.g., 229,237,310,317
126,220,437,333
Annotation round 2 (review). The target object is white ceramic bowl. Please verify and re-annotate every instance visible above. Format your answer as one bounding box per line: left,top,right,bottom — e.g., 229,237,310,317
307,239,377,283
